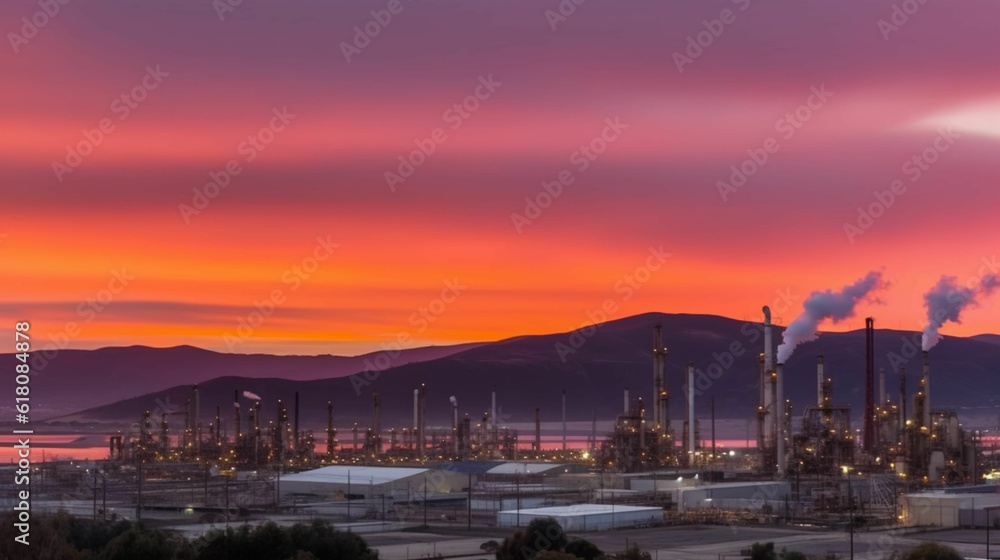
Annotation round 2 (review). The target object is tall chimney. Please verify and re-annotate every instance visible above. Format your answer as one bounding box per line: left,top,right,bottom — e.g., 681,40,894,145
879,367,886,405
922,351,931,430
192,385,200,454
817,355,825,406
451,396,459,455
233,390,241,445
561,389,567,451
372,391,381,454
761,307,774,458
763,307,773,374
215,405,221,446
638,398,646,450
898,367,906,444
757,353,766,454
492,385,497,435
327,400,335,458
864,317,876,453
776,362,785,476
624,388,629,415
294,391,301,448
687,362,695,462
418,384,426,459
534,407,541,452
653,325,669,439
413,389,419,434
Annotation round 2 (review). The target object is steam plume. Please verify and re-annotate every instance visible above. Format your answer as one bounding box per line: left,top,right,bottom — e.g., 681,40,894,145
777,271,887,363
449,396,458,406
242,390,261,401
922,273,999,351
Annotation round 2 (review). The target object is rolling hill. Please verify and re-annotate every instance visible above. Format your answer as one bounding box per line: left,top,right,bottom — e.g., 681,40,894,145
41,313,1000,431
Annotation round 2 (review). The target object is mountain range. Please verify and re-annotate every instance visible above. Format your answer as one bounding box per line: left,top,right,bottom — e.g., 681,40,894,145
27,313,1000,431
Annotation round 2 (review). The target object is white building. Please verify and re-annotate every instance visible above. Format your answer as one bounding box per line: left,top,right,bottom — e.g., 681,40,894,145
497,504,662,531
278,466,467,501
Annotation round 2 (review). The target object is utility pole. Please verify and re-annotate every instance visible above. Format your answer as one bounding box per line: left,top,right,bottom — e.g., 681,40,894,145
467,473,472,531
423,474,428,527
848,468,854,560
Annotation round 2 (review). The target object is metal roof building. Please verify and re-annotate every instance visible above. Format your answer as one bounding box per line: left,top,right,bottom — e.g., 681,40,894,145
497,504,662,531
278,465,467,500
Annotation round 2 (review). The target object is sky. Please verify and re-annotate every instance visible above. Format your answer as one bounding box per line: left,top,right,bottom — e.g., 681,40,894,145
2,0,999,356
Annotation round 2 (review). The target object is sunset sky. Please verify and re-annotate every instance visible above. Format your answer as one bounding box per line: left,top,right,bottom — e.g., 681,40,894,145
2,0,998,355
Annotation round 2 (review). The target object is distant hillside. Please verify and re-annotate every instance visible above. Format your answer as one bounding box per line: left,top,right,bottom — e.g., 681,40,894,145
1,342,483,418
43,313,1000,430
972,334,1000,346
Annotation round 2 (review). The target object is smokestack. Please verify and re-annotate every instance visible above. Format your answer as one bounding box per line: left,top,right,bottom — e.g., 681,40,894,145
879,367,886,405
215,405,221,446
624,388,629,414
492,385,497,433
687,362,695,462
327,400,335,457
899,367,906,443
776,363,785,476
653,325,668,439
763,306,773,373
922,351,931,430
450,396,459,455
372,391,381,454
562,389,567,451
534,407,541,452
864,317,876,453
192,384,200,454
413,389,419,433
294,391,301,448
233,390,240,444
817,355,824,406
638,398,645,450
419,384,426,459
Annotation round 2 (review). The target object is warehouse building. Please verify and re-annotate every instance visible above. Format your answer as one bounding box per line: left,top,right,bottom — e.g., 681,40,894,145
497,504,662,531
902,489,1000,527
278,465,467,501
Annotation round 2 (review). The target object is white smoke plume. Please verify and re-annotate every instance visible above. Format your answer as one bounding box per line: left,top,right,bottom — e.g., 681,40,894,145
242,390,261,401
449,396,458,406
777,271,887,363
922,273,999,351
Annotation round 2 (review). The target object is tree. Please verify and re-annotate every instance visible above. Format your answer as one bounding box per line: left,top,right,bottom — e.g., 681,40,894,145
497,518,567,560
481,540,500,552
781,552,806,560
898,542,963,560
535,553,580,560
565,538,603,560
746,542,777,560
101,527,178,560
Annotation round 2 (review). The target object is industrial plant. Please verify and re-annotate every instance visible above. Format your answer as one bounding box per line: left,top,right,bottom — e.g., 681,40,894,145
14,306,995,539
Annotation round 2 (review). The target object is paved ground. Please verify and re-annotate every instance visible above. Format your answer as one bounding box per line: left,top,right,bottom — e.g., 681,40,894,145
369,525,1000,560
